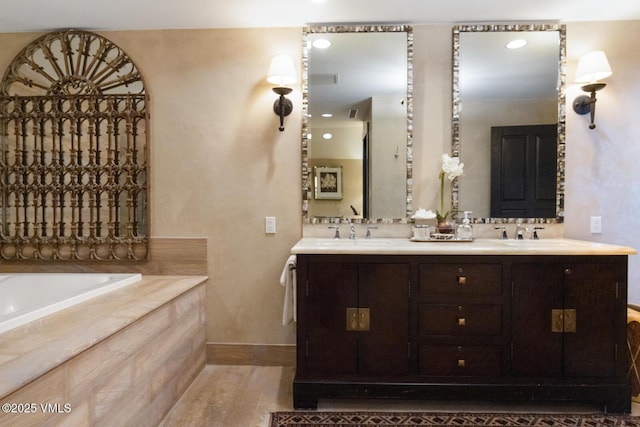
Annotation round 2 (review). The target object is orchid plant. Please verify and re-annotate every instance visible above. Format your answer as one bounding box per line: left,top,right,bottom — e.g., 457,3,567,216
436,154,464,223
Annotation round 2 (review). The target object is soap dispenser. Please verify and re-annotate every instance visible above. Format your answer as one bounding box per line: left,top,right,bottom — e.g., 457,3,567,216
456,211,473,240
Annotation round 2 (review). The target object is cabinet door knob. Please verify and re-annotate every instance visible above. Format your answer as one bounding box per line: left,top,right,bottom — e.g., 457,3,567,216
565,268,572,275
458,317,466,326
458,276,467,285
457,359,466,368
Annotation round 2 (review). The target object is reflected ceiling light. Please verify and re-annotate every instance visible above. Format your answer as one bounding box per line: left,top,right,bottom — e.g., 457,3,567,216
322,133,333,140
267,54,297,131
321,113,333,118
506,39,527,49
312,39,331,49
572,50,612,130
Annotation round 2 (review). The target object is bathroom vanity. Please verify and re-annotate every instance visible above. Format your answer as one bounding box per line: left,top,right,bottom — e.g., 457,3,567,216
291,238,636,412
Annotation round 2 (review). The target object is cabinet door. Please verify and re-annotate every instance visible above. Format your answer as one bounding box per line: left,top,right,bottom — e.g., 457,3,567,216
359,263,410,375
563,263,617,378
512,262,619,378
512,264,564,377
305,262,358,375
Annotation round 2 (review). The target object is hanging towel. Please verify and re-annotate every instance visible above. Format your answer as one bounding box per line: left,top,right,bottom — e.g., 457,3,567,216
280,255,297,325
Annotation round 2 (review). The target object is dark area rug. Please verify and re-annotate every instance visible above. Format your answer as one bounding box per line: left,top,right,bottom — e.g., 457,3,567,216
270,411,640,426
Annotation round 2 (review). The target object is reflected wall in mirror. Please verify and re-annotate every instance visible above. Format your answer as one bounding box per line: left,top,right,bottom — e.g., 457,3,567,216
302,25,413,224
452,24,566,223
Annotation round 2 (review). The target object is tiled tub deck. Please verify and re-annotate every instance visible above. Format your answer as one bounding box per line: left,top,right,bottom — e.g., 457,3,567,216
0,275,207,427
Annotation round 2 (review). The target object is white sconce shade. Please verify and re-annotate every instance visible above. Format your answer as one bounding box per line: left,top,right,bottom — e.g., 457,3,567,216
575,51,612,83
267,54,297,86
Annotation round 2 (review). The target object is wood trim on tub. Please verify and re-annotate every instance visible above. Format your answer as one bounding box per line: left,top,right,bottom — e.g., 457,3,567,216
0,237,208,276
207,343,296,366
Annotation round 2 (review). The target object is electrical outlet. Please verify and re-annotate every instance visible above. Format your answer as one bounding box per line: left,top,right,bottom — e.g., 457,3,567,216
265,216,276,234
590,216,602,234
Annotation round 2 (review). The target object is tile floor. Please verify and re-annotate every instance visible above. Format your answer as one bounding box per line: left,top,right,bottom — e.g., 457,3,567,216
160,365,640,427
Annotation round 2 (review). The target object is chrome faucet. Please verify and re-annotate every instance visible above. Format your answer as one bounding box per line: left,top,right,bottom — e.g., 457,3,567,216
515,222,525,240
495,227,508,239
365,226,378,239
532,226,544,240
349,223,356,239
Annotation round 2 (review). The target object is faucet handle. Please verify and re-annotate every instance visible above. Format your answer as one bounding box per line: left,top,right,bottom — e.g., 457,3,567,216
494,227,508,239
328,225,340,239
532,226,544,240
365,226,378,239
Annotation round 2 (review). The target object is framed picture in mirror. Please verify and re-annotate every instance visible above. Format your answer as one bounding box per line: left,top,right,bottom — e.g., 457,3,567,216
314,166,343,200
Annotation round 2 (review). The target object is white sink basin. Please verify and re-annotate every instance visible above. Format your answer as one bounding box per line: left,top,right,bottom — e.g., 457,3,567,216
314,239,395,246
499,239,574,247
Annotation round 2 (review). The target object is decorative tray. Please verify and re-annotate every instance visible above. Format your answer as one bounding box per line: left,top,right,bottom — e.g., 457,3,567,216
410,235,474,243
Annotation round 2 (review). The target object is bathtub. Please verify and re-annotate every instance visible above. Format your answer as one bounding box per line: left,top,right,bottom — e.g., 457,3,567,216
0,273,142,334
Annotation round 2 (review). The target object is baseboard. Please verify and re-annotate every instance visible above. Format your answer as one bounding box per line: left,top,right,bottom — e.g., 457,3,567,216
206,343,296,366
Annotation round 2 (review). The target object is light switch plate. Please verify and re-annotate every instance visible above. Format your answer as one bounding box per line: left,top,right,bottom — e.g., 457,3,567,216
265,216,276,234
590,216,602,234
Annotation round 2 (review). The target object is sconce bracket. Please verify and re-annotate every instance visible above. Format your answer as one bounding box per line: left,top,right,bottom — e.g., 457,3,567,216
573,83,606,129
272,87,293,131
273,97,293,117
573,95,593,115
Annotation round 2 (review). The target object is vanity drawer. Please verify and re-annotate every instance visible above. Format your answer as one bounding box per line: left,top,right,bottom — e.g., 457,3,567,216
418,304,502,336
419,264,502,295
419,345,502,377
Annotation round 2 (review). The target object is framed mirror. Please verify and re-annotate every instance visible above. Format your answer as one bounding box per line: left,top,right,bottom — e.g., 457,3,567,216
302,25,413,224
452,24,566,224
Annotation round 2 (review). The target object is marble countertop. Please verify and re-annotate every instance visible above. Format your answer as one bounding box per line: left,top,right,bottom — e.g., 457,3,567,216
291,238,637,256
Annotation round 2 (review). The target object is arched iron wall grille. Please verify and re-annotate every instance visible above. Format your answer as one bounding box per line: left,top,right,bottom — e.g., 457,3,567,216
0,30,149,260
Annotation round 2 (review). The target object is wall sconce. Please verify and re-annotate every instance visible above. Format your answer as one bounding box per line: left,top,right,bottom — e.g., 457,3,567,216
267,54,296,131
572,50,612,129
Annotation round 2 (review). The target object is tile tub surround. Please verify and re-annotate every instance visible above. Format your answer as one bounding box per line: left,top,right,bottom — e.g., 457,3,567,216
0,275,207,427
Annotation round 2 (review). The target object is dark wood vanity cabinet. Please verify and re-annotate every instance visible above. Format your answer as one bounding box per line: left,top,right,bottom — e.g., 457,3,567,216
293,253,631,412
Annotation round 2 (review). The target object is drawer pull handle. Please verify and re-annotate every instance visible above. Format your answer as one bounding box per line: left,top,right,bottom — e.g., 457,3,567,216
458,276,467,285
457,359,466,368
458,317,466,326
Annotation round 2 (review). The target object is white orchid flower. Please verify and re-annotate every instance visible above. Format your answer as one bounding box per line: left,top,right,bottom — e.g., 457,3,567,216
436,154,464,223
441,154,464,181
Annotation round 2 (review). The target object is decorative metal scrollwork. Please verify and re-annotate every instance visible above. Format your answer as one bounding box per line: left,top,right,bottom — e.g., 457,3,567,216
0,30,149,260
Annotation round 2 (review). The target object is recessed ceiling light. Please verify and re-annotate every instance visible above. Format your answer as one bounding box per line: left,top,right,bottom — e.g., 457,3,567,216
321,113,333,118
506,39,528,49
310,0,327,3
312,39,331,49
322,133,333,140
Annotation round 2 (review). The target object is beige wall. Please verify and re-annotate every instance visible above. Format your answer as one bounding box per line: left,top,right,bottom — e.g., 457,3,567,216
0,20,638,347
563,21,640,301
